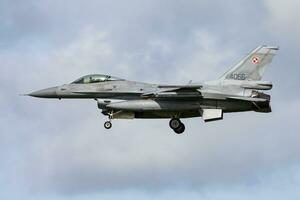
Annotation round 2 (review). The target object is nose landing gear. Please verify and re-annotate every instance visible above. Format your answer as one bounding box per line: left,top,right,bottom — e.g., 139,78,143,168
169,118,185,134
104,121,112,129
103,110,113,129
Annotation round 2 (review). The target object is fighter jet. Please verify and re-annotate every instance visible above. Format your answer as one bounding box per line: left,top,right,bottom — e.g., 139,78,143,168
28,45,278,134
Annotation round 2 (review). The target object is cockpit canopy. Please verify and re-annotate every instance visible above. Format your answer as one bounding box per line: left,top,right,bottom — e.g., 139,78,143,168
71,74,124,84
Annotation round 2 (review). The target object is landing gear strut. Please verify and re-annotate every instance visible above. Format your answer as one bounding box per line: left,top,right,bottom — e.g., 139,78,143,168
103,110,113,129
169,118,185,134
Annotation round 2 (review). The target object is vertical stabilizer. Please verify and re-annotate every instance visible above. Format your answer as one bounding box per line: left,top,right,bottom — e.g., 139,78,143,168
219,45,279,81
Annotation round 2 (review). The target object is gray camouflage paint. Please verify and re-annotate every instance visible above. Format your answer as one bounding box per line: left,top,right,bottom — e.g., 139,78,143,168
29,45,278,127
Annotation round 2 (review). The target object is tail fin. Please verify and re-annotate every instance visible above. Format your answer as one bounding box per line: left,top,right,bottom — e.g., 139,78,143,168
219,45,279,81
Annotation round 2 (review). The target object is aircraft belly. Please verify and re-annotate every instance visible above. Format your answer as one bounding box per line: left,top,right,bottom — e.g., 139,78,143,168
217,100,254,113
107,99,200,111
107,99,255,114
134,110,201,119
115,98,259,115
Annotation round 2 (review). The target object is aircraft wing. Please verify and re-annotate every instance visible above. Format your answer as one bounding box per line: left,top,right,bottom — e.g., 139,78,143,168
142,85,202,99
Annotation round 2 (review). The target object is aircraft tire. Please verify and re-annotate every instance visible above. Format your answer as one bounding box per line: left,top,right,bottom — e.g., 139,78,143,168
174,123,185,134
104,121,112,129
169,118,181,129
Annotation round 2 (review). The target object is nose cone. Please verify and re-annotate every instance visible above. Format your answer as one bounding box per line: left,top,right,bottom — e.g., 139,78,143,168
29,87,58,98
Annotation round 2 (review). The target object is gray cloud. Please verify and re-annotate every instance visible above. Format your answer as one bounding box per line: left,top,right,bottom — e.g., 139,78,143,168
263,0,300,40
1,0,300,199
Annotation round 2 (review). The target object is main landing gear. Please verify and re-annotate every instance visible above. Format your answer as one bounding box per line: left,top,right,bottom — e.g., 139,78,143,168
169,118,185,134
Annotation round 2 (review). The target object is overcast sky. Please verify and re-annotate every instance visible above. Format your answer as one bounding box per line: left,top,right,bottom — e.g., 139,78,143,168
1,0,300,199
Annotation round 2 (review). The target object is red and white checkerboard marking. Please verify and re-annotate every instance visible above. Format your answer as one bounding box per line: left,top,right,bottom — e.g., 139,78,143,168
252,56,259,64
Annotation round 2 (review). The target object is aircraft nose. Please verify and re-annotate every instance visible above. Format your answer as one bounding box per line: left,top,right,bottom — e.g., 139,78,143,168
29,86,58,98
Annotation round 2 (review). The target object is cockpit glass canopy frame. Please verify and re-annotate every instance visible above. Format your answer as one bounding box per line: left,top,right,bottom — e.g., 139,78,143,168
71,74,124,84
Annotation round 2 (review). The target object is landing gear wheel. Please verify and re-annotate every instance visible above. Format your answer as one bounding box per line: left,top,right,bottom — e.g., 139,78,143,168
174,123,185,134
104,121,112,129
169,118,181,129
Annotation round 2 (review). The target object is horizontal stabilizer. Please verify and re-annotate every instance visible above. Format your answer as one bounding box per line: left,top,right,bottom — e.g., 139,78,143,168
241,81,273,90
226,96,269,102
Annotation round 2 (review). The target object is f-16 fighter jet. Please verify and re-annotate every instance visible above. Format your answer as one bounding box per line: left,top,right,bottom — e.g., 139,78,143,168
28,45,278,134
